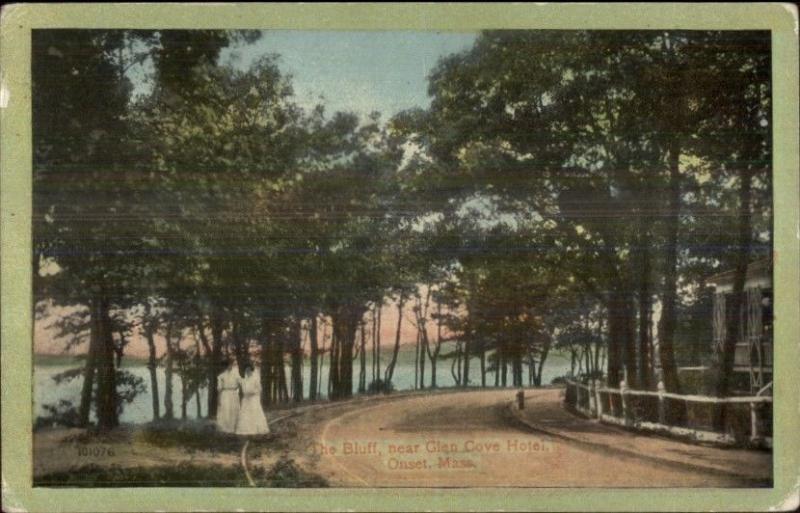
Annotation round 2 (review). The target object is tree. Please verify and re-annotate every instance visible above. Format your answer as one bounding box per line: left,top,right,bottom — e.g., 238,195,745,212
408,30,771,401
285,111,404,399
33,30,143,430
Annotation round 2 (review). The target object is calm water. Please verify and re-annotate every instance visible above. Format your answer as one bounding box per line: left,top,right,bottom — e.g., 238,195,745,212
34,356,571,424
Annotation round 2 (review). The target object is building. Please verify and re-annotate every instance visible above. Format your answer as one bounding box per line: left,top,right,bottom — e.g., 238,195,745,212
706,259,773,394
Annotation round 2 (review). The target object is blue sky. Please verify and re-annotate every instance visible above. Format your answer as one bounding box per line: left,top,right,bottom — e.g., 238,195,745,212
219,31,478,121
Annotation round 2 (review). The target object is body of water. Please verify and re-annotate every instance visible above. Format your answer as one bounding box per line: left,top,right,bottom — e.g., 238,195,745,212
34,353,572,425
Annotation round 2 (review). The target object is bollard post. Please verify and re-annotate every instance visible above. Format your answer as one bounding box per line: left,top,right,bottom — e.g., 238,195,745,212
517,389,525,410
657,380,666,425
620,380,631,426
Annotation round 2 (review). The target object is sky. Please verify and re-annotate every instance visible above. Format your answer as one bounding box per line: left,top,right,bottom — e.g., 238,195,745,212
35,299,432,358
219,30,478,120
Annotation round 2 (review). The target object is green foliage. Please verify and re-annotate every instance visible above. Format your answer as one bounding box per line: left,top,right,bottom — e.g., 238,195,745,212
264,456,330,488
35,400,82,429
34,457,329,488
138,420,252,454
32,28,772,417
34,463,264,487
367,379,394,394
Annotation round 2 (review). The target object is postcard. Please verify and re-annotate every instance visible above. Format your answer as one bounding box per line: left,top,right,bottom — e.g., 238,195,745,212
1,3,798,512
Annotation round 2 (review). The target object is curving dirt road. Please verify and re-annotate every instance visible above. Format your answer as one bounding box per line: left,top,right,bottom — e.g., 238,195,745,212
292,389,771,487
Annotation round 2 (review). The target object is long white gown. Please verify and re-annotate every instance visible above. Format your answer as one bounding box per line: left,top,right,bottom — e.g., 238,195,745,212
235,370,270,435
216,368,241,433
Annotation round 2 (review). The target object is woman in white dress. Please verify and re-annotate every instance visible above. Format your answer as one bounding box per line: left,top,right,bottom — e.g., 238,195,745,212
216,359,241,433
235,363,270,436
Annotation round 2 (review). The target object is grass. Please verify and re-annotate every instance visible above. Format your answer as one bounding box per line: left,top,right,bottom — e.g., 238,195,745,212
34,456,329,488
264,456,329,488
135,419,280,455
35,463,257,487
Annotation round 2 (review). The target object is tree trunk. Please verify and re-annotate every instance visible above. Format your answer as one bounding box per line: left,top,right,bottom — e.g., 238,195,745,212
309,315,319,401
231,318,249,374
375,304,381,381
328,323,339,398
418,330,426,390
330,310,360,400
384,298,405,386
584,345,593,377
318,321,326,398
413,326,420,390
79,299,100,426
95,293,118,431
290,319,303,402
594,316,603,378
207,310,224,418
163,322,175,420
180,371,188,420
606,290,625,387
494,351,500,387
429,349,438,388
480,350,486,387
260,322,272,407
501,350,508,387
289,319,303,403
637,225,653,390
428,301,443,389
371,307,377,385
622,292,637,388
714,167,752,429
358,321,367,393
462,335,471,387
277,328,289,403
657,143,685,421
144,316,160,421
114,329,126,369
535,338,550,387
451,342,462,386
570,349,576,376
194,328,203,419
195,386,202,419
527,351,535,386
512,349,523,387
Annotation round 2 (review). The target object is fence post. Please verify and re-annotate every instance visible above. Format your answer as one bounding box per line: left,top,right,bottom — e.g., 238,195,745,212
620,380,631,426
750,401,760,443
595,381,603,419
657,380,666,425
589,380,597,417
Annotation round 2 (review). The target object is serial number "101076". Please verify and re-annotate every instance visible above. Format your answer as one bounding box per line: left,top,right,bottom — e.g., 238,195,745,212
76,446,115,457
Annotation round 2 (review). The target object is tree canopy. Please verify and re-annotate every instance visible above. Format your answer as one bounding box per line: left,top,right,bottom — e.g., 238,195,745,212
33,29,771,430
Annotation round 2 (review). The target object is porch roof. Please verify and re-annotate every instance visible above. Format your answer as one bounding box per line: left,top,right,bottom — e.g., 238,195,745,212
705,258,772,289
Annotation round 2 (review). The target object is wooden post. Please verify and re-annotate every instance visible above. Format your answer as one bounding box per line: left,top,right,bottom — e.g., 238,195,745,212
589,380,598,417
595,382,604,418
620,380,631,426
657,380,666,425
750,401,760,443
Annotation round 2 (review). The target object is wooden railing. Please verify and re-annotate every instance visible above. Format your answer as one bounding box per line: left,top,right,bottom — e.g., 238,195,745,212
564,379,772,448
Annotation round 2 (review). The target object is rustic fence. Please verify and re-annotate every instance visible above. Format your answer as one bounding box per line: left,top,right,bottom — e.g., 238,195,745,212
564,379,772,448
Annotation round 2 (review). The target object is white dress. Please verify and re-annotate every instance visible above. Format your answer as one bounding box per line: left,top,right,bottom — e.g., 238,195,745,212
216,368,241,433
235,370,270,435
